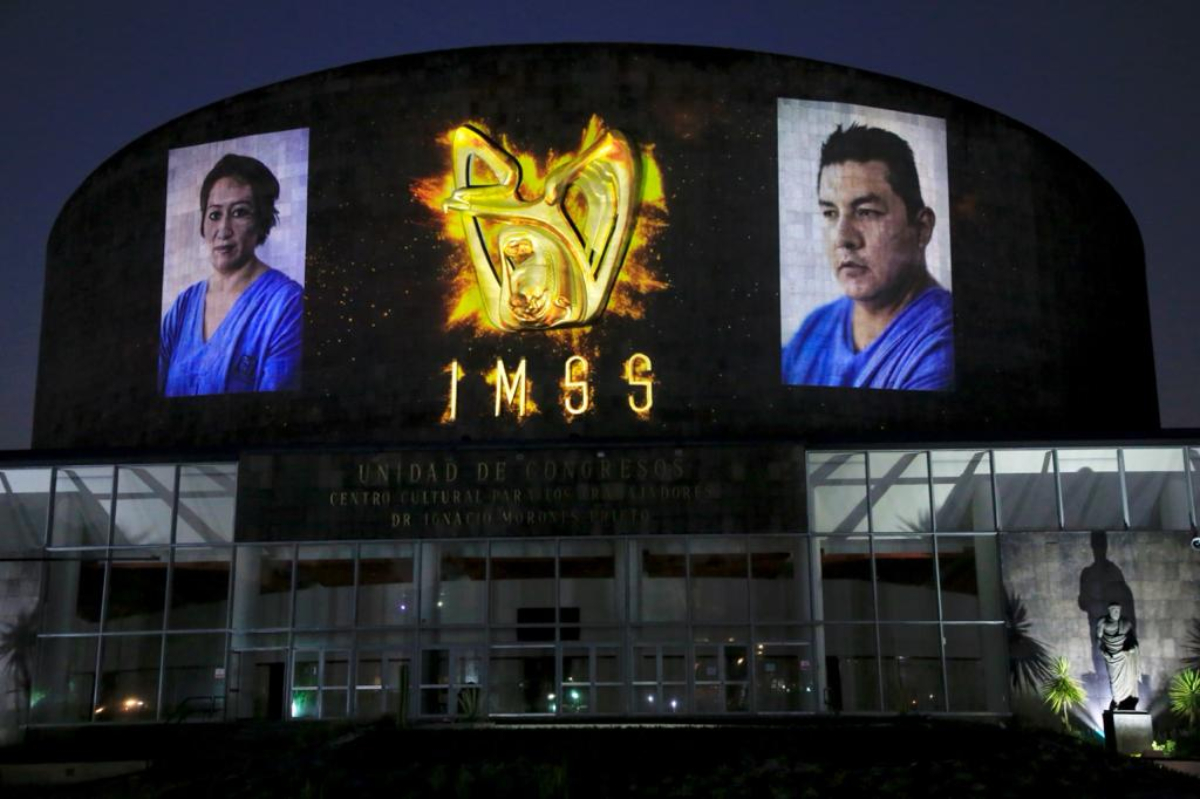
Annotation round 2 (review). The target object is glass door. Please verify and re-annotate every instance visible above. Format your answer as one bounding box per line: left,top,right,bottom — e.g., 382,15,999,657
355,650,412,722
228,648,287,720
419,646,485,719
488,645,556,716
694,644,750,713
559,644,623,715
632,644,687,714
753,642,818,712
290,649,350,719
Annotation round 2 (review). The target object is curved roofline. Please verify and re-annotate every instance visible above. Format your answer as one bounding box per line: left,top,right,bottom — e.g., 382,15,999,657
51,42,1139,236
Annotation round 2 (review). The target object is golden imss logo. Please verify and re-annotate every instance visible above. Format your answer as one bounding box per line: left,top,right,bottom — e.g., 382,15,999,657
442,121,639,331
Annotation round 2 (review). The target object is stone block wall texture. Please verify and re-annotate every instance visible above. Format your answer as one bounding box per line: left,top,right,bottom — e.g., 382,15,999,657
0,558,41,745
1000,530,1200,730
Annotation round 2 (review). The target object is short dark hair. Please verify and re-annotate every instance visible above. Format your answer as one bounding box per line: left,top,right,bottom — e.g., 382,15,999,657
819,123,925,223
199,154,281,244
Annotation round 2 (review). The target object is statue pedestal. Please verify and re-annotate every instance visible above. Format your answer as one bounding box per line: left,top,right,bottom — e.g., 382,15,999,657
1103,710,1153,755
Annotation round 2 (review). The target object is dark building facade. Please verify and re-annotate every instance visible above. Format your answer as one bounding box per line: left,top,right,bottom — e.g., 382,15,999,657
1,45,1194,741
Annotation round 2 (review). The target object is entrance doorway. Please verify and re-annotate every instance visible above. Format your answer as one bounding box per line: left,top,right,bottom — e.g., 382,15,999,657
418,646,485,719
355,651,412,721
228,649,287,720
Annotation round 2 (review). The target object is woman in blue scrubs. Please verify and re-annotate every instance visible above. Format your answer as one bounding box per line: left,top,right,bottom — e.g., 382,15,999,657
159,154,302,397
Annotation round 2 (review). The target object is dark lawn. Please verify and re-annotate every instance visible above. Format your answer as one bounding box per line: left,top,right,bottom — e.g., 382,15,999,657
3,719,1199,798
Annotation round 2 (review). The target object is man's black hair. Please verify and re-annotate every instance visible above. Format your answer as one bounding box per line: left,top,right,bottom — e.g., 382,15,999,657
199,154,281,244
819,123,926,223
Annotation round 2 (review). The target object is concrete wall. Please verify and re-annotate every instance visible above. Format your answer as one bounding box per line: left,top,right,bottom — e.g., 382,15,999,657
1001,530,1200,732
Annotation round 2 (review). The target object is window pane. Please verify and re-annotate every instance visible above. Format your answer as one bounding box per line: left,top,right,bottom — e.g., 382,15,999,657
43,555,105,633
176,464,236,545
1124,448,1190,530
817,537,873,622
869,451,931,533
51,466,113,547
690,538,747,623
994,450,1059,531
750,537,812,622
931,450,995,532
294,631,352,650
97,634,162,722
937,536,1003,621
295,545,355,629
358,543,415,627
293,653,319,690
419,542,485,625
325,655,350,688
30,636,98,724
873,535,938,621
106,548,169,632
1190,448,1200,529
162,633,226,722
560,539,623,625
808,452,867,533
356,630,415,649
944,625,1009,713
419,628,486,646
232,546,294,630
113,465,175,545
594,649,621,684
0,467,51,553
323,689,349,719
627,627,685,649
821,624,878,712
879,624,944,713
169,548,231,630
632,539,686,623
490,541,556,625
1058,448,1123,530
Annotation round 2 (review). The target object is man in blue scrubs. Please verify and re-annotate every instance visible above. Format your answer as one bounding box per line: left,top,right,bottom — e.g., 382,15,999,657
782,124,953,391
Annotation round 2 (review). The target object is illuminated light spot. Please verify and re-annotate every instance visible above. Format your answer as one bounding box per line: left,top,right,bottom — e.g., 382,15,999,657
562,355,591,418
624,353,654,416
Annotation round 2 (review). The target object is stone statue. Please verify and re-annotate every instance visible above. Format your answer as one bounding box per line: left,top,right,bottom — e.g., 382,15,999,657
1097,601,1140,710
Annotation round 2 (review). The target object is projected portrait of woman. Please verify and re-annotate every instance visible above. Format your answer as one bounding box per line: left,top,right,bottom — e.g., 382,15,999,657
159,129,308,397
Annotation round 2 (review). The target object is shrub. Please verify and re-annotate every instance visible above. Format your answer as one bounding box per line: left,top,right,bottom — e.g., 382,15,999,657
1043,656,1087,731
1151,739,1176,757
1169,669,1200,730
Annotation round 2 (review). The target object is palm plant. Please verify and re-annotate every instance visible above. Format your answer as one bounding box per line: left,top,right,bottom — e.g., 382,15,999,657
1043,656,1086,731
1185,619,1200,670
1169,669,1200,730
0,606,40,728
1007,592,1054,692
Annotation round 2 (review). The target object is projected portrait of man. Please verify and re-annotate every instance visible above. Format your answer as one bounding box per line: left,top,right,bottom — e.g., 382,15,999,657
781,123,954,390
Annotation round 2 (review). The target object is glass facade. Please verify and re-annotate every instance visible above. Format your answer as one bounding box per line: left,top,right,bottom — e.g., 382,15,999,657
19,445,1198,724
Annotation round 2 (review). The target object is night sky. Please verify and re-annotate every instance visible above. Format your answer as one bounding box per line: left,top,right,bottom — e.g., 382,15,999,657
2,0,1196,451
